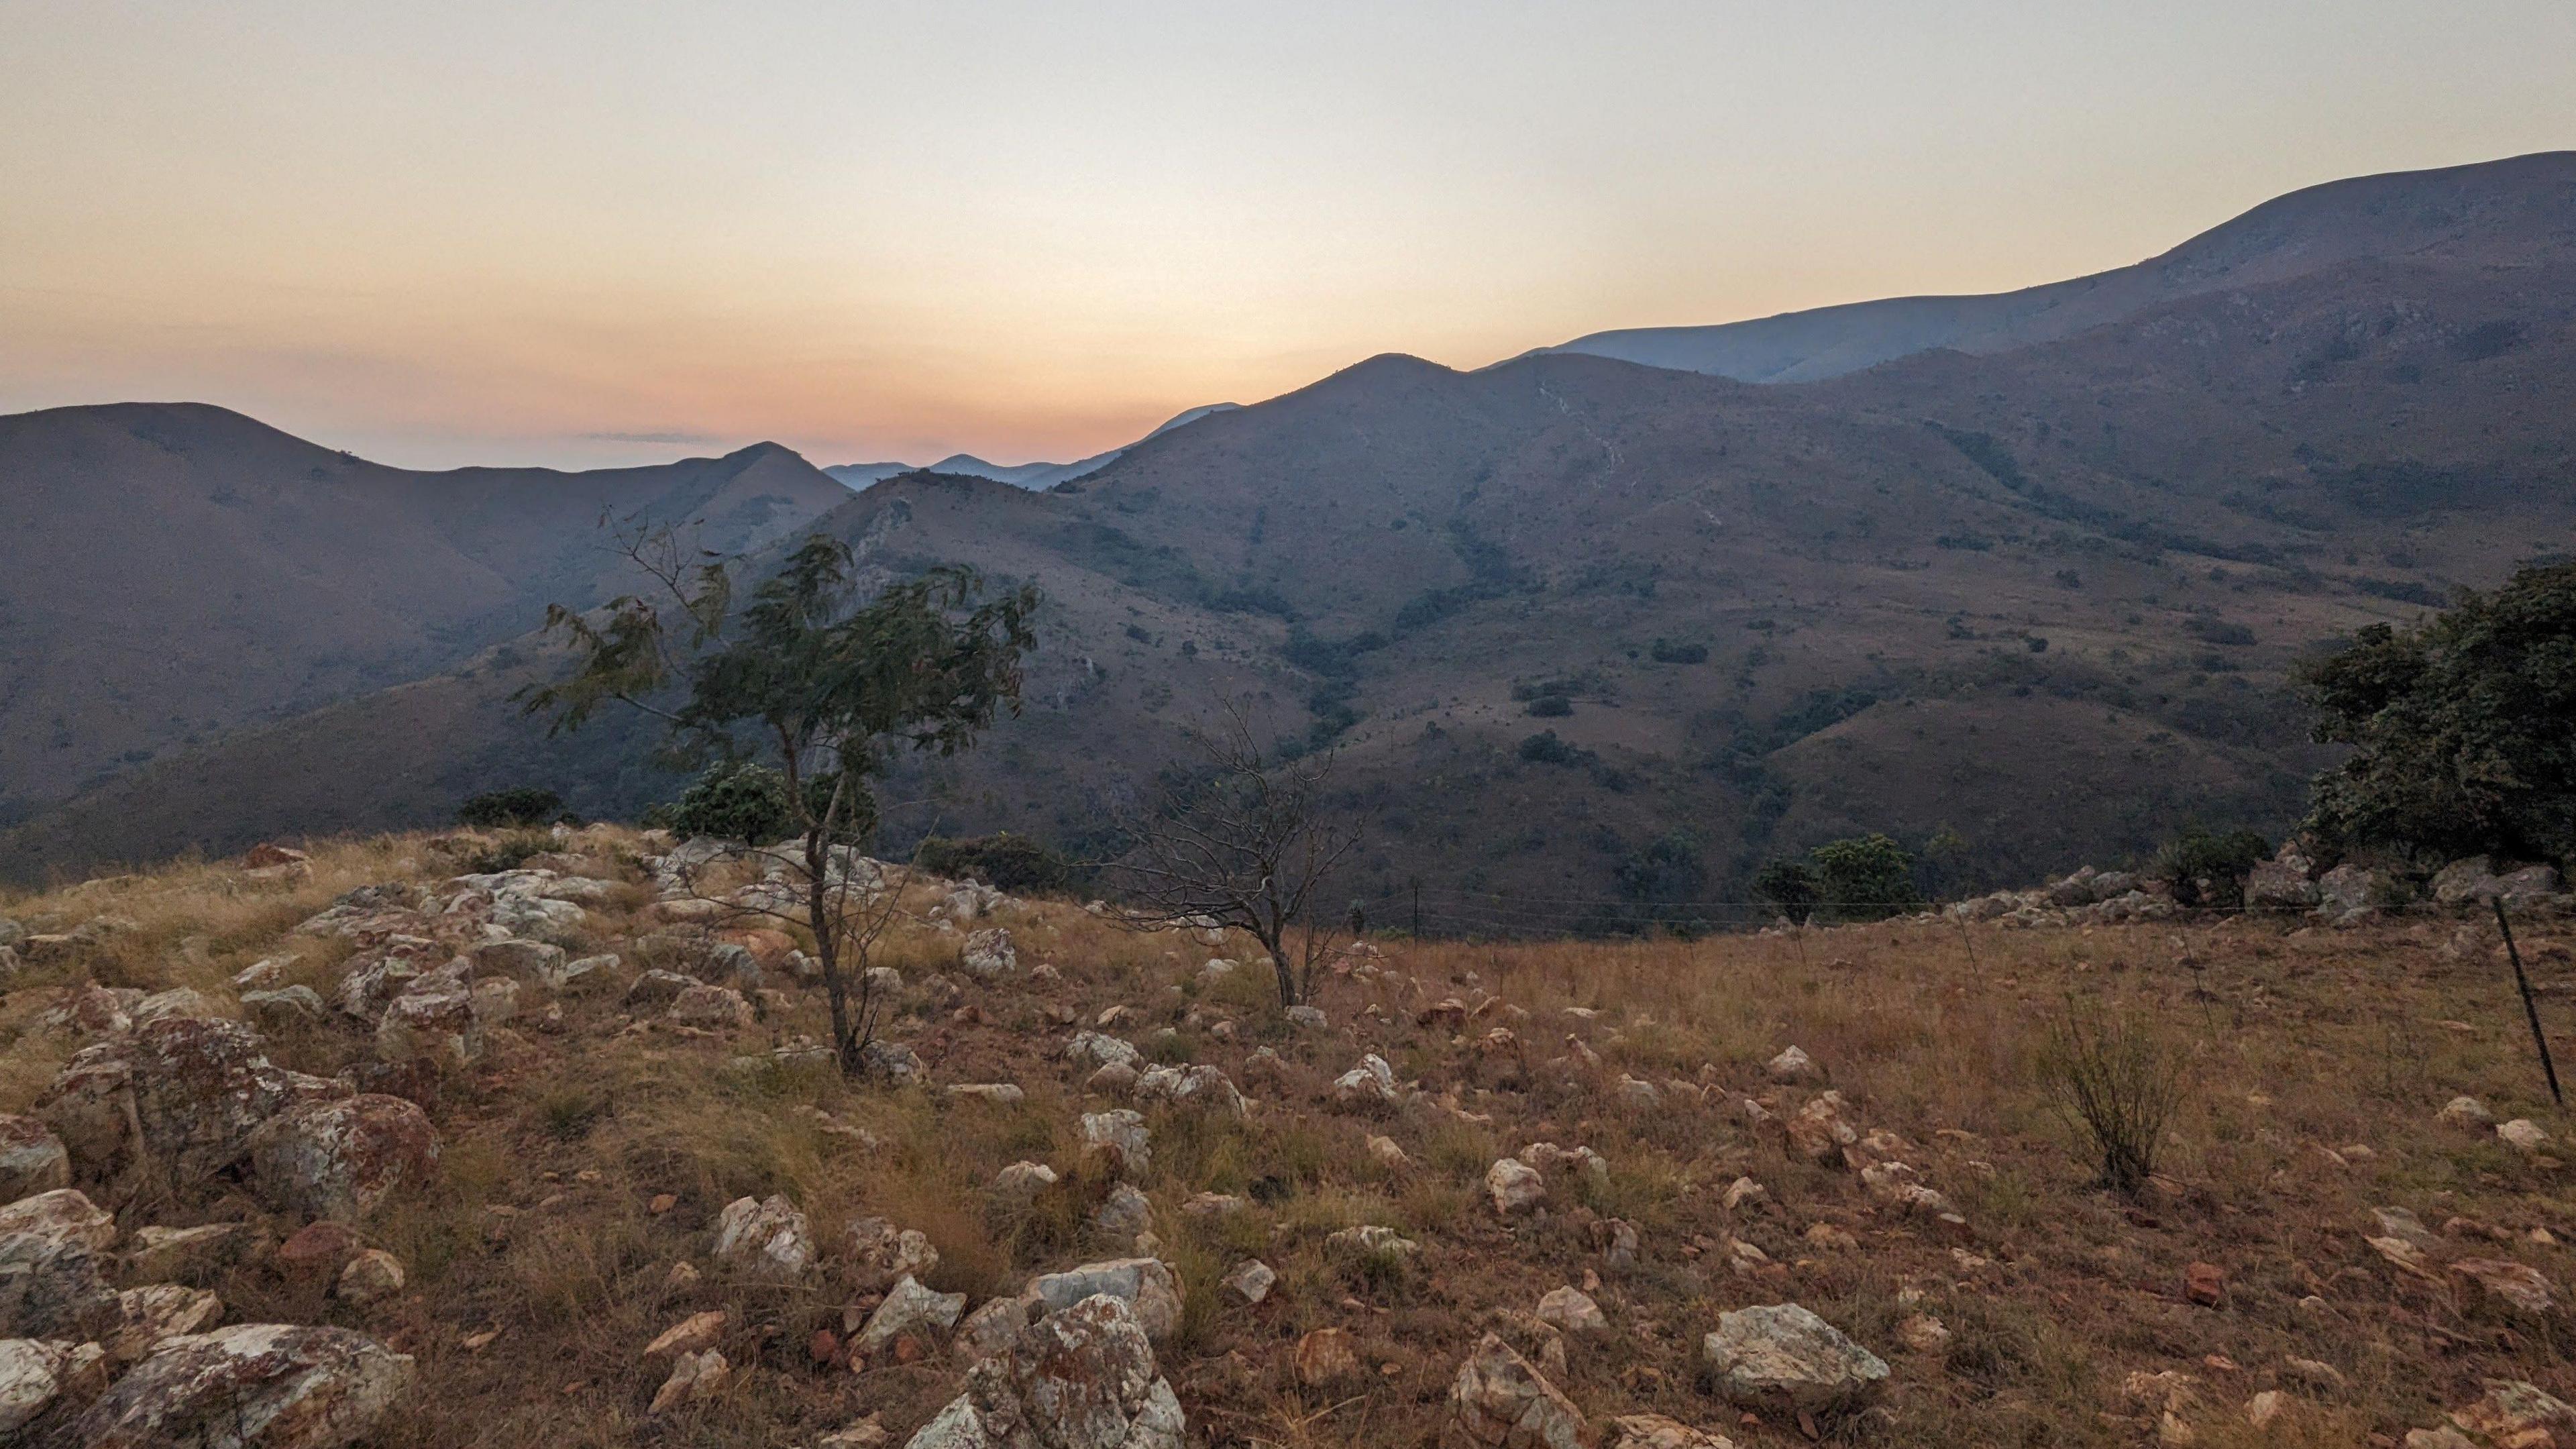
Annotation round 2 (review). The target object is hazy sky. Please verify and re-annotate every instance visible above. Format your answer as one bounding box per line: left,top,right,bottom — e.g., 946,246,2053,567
5,1,2573,470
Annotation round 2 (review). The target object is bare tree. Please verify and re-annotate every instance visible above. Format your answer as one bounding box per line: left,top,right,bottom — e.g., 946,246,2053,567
1103,700,1365,1006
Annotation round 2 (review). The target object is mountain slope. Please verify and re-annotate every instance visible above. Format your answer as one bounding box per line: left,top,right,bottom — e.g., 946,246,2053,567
1540,150,2576,382
0,403,849,822
823,403,1242,492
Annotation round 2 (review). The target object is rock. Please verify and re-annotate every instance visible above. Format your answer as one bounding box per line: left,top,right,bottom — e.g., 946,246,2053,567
472,938,566,981
0,1116,72,1201
1326,1225,1420,1263
821,1415,890,1449
1285,1005,1327,1028
1701,1303,1888,1413
667,983,755,1030
950,1083,1028,1106
1366,1135,1410,1169
2437,1096,2495,1129
2498,1118,2553,1153
1134,1065,1248,1117
2405,1430,2479,1449
2451,1257,2557,1315
855,1275,967,1358
623,969,697,1008
1487,1159,1547,1215
1294,1327,1362,1387
125,1224,250,1284
1534,1287,1605,1335
1604,1414,1737,1449
1595,1218,1640,1268
2316,863,2394,920
545,953,621,994
329,938,443,1021
375,977,483,1069
1895,1314,1949,1352
904,1292,1181,1449
1780,1092,1858,1166
861,1039,924,1083
845,1218,940,1293
274,1222,363,1285
2184,1262,2226,1306
953,1297,1028,1367
1766,1046,1818,1083
1089,1062,1140,1096
1093,1183,1154,1242
961,928,1018,980
56,1323,413,1448
1332,1055,1399,1108
333,1250,405,1307
992,1162,1059,1206
712,1195,813,1281
2451,1381,2576,1446
1081,1111,1152,1174
241,987,328,1032
1451,1332,1585,1449
468,977,521,1024
2245,857,2318,911
1025,1258,1182,1344
0,1338,105,1435
645,1309,729,1360
1065,1032,1140,1071
105,1284,224,1363
2371,1205,2438,1250
244,1094,439,1222
35,1016,346,1185
0,1189,119,1340
1221,1259,1275,1305
131,987,221,1026
649,1348,729,1415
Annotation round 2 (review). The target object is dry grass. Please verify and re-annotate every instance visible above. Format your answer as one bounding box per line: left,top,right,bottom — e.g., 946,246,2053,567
3,833,2573,1446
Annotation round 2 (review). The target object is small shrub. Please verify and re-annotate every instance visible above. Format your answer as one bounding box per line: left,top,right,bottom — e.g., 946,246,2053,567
1649,638,1709,664
1752,859,1821,924
2037,999,2187,1199
1517,731,1577,765
1810,833,1921,920
2151,824,2269,908
1525,693,1572,718
912,834,1071,894
458,787,564,829
466,831,554,875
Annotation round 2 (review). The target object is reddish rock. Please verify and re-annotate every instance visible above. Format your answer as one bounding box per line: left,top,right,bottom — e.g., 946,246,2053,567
275,1222,364,1282
2185,1263,2226,1307
34,1016,346,1185
246,1094,440,1222
48,1323,414,1448
242,843,310,869
0,1188,121,1340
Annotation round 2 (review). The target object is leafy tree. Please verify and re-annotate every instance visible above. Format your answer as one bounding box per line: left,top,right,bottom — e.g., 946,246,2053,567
647,761,797,844
1810,833,1922,920
2151,824,2270,908
1517,731,1578,765
524,530,1038,1075
912,833,1072,895
1752,859,1821,924
1615,830,1705,908
457,786,564,829
2297,563,2576,867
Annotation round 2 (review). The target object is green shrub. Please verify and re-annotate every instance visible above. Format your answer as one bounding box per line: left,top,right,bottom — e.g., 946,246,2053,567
1649,638,1709,664
647,761,796,844
1752,859,1821,924
1525,693,1572,718
2151,824,2269,907
1810,833,1922,920
1517,731,1577,765
912,834,1071,894
457,787,564,829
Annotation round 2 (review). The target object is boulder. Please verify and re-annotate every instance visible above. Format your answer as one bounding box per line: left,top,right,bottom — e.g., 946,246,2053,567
1133,1065,1247,1117
544,954,621,994
2316,863,2395,920
1093,1184,1154,1242
1325,1225,1419,1263
126,1224,252,1285
1534,1287,1605,1335
470,939,566,981
241,987,328,1032
1487,1159,1547,1216
1366,1136,1411,1169
0,1189,119,1340
1293,1327,1361,1387
1702,1303,1887,1413
2451,1381,2576,1446
961,929,1018,980
1451,1332,1585,1449
47,1323,413,1449
667,984,755,1031
1781,1092,1858,1167
623,969,697,1009
1024,1258,1181,1344
954,1297,1029,1367
904,1293,1182,1449
648,1348,729,1415
2437,1096,2494,1129
34,1016,346,1185
2498,1118,2553,1154
645,1309,729,1360
131,988,222,1026
103,1284,224,1363
2452,1258,2557,1315
1080,1111,1152,1174
0,1338,105,1436
854,1275,966,1358
992,1163,1059,1206
1221,1259,1275,1305
2245,857,2319,911
1605,1415,1737,1449
329,938,446,1022
1765,1046,1818,1084
844,1218,941,1293
712,1195,814,1281
333,1250,405,1307
0,1116,72,1201
1332,1055,1399,1108
244,1095,439,1222
1065,1032,1140,1071
374,978,483,1069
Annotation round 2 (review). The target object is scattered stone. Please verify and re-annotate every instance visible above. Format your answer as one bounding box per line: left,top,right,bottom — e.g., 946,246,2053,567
649,1348,729,1415
1332,1055,1399,1108
2437,1096,2496,1130
991,1162,1059,1205
1451,1332,1586,1449
1326,1225,1420,1263
58,1323,414,1447
1222,1259,1275,1306
1721,1177,1767,1212
855,1275,967,1358
1534,1286,1605,1335
960,928,1018,979
1093,1183,1155,1241
1781,1092,1858,1166
711,1195,814,1281
948,1083,1028,1106
1487,1159,1547,1215
2184,1262,2226,1306
2498,1118,2552,1154
1024,1258,1182,1344
2371,1206,2438,1251
334,1250,405,1306
1896,1314,1949,1352
1604,1413,1737,1449
1766,1046,1818,1083
645,1309,729,1360
1366,1135,1411,1169
1067,1032,1141,1071
1701,1302,1888,1413
1134,1064,1248,1117
1295,1326,1362,1387
1081,1110,1152,1173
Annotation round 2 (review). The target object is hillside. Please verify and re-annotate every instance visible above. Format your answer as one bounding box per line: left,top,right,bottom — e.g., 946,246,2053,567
0,405,852,825
825,405,1244,492
5,154,2575,911
0,833,2571,1446
1539,151,2576,382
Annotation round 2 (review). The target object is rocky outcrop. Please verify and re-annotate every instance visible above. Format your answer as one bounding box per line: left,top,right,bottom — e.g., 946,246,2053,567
0,1338,106,1435
0,1116,71,1201
961,928,1018,980
1451,1333,1585,1449
1024,1258,1181,1344
47,1323,414,1449
244,1095,439,1222
0,1189,120,1340
34,1017,345,1185
903,1293,1183,1449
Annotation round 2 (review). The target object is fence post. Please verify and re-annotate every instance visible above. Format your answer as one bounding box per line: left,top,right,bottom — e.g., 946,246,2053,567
2494,897,2563,1108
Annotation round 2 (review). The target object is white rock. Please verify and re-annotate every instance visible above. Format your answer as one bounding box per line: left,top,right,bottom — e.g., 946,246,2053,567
712,1195,814,1281
56,1323,413,1446
855,1275,966,1357
1701,1303,1888,1411
1024,1258,1182,1344
1451,1332,1585,1449
1487,1159,1548,1215
1221,1259,1275,1305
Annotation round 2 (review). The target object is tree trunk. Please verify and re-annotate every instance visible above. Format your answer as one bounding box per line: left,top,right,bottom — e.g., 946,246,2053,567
1256,924,1299,1007
806,827,859,1076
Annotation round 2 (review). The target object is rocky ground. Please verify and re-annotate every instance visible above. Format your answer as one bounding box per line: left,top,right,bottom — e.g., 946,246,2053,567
1,828,2573,1448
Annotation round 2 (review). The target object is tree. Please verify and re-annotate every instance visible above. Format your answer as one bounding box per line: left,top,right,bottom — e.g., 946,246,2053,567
1809,833,1922,920
1102,700,1364,1007
523,527,1038,1074
1752,859,1821,924
2151,824,2269,908
457,786,564,829
2296,562,2576,867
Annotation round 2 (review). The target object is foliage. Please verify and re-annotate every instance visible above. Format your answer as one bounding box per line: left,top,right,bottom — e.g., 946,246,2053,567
1809,833,1922,920
2296,562,2576,867
1517,730,1577,765
2037,998,2188,1200
912,833,1072,895
1751,859,1820,924
1648,638,1709,664
456,786,564,829
2151,824,2270,908
525,528,1038,1072
1615,830,1705,910
647,761,793,844
464,831,555,875
1525,692,1573,718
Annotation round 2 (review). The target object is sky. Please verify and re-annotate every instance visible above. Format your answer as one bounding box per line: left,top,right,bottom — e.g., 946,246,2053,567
5,1,2574,471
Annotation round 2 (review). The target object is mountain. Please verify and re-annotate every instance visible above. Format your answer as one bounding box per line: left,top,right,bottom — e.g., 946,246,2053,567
1538,150,2576,382
823,403,1241,492
0,403,850,826
6,154,2574,912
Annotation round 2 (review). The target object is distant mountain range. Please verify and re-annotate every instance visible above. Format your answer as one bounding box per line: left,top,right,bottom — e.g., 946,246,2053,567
5,152,2573,914
824,403,1242,492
